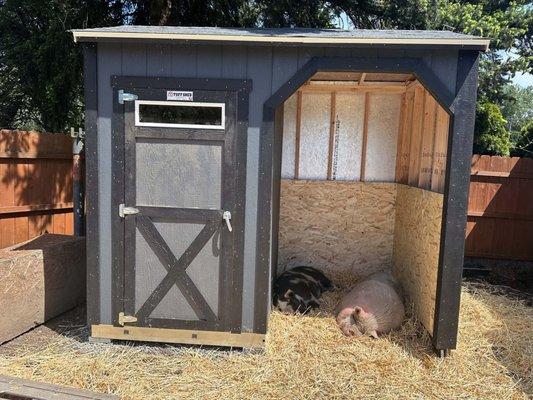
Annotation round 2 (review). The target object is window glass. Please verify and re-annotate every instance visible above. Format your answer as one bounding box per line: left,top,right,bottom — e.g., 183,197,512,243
136,101,224,129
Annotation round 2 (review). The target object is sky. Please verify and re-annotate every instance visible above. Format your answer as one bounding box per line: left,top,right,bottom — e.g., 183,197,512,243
513,72,533,88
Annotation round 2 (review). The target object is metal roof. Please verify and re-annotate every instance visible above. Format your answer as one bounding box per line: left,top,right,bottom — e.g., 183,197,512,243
72,26,490,50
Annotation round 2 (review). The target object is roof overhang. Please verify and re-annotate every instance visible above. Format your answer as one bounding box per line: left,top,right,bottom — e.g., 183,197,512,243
71,30,490,51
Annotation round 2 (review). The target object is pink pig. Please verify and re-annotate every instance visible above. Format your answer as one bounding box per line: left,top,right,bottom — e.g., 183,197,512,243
335,272,405,338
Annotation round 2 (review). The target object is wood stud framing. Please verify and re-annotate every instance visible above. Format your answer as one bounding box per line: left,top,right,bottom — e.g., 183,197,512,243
360,93,371,181
395,82,450,193
294,91,302,179
418,94,438,189
327,92,337,179
288,77,450,192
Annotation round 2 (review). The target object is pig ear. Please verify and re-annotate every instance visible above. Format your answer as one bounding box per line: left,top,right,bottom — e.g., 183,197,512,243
369,330,379,339
353,306,364,316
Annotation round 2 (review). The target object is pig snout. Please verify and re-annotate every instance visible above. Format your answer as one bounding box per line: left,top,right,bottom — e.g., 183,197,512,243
336,307,363,337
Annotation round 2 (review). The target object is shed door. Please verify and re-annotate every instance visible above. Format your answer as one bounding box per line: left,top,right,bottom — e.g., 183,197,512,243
113,85,246,333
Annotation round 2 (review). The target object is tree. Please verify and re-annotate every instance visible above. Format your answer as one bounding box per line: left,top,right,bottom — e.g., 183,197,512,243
0,0,530,146
127,0,260,27
511,120,533,157
473,102,511,155
500,84,533,132
432,0,532,105
0,0,126,132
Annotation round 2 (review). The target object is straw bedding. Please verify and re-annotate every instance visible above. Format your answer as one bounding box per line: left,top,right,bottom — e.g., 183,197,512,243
0,279,530,400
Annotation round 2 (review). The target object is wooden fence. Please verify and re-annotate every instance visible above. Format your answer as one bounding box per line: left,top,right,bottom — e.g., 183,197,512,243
466,155,533,261
0,130,73,248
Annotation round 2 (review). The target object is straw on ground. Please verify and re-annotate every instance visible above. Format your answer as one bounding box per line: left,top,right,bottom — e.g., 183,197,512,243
0,281,530,400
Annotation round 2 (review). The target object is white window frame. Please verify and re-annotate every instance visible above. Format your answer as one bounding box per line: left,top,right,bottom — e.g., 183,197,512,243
134,100,225,129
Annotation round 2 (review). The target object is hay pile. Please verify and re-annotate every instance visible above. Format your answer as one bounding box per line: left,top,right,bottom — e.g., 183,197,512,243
0,281,531,399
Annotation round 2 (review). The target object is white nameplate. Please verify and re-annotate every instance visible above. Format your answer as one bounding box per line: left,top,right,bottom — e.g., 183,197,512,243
166,91,193,101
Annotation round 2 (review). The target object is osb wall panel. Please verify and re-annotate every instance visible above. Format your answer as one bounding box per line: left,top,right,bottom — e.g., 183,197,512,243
278,180,397,278
393,184,443,335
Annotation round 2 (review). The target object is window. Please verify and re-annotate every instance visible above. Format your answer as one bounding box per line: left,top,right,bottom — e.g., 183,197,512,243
135,101,225,129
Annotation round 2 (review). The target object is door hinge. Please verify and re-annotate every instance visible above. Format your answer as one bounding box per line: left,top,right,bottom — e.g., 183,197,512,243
119,203,140,218
118,89,138,104
118,312,137,326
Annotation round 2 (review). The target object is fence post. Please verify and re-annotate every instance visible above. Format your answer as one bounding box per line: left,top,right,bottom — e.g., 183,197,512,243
72,128,85,236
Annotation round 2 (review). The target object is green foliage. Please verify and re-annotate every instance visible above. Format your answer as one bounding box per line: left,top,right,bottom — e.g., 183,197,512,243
0,0,125,132
0,0,530,151
432,0,532,104
127,0,261,27
501,84,533,132
474,102,511,156
258,0,335,28
511,120,533,157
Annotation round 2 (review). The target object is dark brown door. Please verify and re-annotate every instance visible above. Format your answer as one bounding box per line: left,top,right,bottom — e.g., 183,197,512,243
112,84,246,333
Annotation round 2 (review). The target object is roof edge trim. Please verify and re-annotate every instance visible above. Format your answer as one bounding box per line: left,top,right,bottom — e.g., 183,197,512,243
71,31,490,51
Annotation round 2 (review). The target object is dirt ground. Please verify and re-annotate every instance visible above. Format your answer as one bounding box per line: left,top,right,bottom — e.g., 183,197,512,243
0,280,531,400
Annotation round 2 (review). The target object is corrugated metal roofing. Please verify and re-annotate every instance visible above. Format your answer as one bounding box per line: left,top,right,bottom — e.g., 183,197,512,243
72,25,490,50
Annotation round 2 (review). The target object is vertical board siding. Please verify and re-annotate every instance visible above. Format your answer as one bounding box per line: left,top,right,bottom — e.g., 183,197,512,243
171,44,198,77
0,130,73,248
98,43,460,333
147,44,172,76
197,45,223,78
324,47,352,57
297,46,325,68
466,155,533,261
427,50,459,95
121,43,146,75
246,45,273,333
222,46,248,79
97,42,123,324
271,47,299,94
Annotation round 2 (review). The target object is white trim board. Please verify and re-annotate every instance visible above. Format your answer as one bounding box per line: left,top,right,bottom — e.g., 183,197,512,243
135,100,226,129
72,30,490,50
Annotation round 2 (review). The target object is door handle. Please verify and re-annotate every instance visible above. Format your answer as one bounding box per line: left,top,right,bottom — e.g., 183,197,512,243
119,203,140,218
223,211,233,232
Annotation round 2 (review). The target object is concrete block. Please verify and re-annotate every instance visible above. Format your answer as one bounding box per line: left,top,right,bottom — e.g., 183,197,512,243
0,234,86,344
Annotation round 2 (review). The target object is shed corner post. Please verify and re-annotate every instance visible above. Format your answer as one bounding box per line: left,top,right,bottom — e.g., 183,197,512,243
82,42,100,326
433,50,480,352
253,105,277,334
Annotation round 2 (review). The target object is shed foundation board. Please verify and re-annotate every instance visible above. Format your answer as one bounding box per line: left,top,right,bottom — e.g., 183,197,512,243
91,325,265,348
393,185,443,335
0,374,117,400
0,234,86,344
278,180,397,278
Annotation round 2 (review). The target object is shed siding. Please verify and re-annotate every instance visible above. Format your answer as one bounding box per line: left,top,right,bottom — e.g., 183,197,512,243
97,43,122,324
96,43,458,331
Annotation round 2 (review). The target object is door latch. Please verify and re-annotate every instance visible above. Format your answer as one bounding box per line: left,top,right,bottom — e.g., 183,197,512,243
119,203,140,218
118,89,138,104
118,312,137,326
223,211,233,232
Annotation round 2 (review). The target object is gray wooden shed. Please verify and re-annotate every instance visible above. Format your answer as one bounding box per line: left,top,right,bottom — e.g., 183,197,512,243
73,26,489,354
